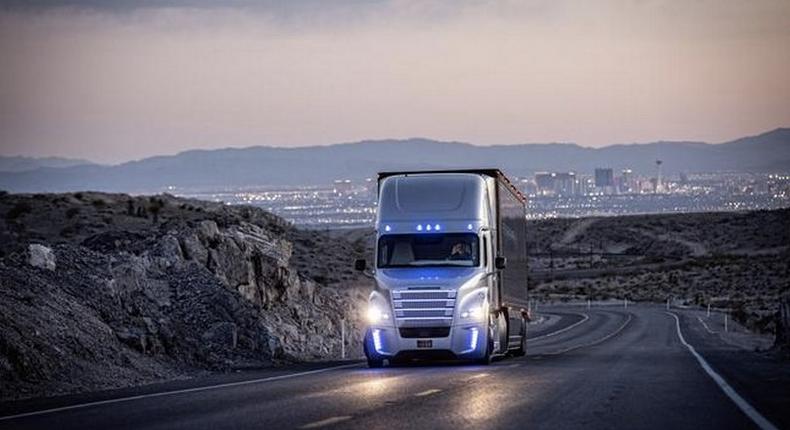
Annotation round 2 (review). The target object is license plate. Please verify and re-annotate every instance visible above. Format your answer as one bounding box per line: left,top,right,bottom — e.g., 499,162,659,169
417,340,433,348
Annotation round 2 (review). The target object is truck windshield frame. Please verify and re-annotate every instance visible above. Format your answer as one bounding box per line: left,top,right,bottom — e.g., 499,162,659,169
377,233,480,268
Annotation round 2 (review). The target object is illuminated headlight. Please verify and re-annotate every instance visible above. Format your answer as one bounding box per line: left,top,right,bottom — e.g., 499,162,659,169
459,288,488,321
366,302,390,324
461,305,485,320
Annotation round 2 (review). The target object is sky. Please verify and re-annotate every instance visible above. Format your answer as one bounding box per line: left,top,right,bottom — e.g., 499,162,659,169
1,0,789,164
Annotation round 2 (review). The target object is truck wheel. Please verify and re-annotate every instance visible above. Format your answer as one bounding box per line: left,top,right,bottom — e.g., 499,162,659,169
476,318,495,365
512,316,527,357
476,336,493,365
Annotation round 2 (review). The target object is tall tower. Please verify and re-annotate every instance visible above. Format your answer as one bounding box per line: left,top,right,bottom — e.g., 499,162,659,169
655,160,663,193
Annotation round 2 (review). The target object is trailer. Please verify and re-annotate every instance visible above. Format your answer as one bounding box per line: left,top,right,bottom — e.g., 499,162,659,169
355,169,529,367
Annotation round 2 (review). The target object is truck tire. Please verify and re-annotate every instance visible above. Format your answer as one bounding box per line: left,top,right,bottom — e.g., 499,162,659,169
476,315,496,365
511,316,527,357
476,332,494,365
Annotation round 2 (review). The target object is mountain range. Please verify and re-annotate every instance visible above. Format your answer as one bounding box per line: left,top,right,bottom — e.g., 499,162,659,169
0,156,95,173
1,128,788,193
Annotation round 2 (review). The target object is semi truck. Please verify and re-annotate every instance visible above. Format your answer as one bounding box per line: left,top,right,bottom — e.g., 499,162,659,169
355,169,529,367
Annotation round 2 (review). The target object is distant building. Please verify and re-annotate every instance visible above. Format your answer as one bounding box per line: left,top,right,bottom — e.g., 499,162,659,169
553,172,577,196
333,179,352,195
534,172,554,195
655,160,664,193
619,169,634,194
534,171,578,196
594,168,614,188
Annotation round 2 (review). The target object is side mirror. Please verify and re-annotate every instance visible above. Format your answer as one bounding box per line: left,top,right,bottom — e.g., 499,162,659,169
495,256,507,270
354,259,367,272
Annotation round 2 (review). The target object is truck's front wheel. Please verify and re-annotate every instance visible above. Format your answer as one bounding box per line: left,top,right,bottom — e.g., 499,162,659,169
476,314,496,365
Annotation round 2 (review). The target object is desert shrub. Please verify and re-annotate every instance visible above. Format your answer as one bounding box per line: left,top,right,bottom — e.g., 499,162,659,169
149,198,165,223
92,199,106,208
0,190,8,197
5,201,32,220
74,192,84,200
66,207,80,219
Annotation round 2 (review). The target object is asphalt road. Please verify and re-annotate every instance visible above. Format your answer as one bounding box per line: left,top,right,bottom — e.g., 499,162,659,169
1,306,784,430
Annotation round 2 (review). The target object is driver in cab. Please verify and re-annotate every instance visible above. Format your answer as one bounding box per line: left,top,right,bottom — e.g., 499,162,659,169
449,242,472,260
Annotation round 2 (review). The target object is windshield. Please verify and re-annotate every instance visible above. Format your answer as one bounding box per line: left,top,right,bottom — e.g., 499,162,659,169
377,233,480,268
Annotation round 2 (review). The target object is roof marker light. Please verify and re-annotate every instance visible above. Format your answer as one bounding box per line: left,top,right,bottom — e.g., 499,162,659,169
467,224,474,230
416,224,423,231
426,224,432,231
434,224,441,231
384,225,391,232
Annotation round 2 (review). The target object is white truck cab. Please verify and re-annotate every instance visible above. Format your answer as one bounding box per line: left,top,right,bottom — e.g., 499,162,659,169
356,169,529,367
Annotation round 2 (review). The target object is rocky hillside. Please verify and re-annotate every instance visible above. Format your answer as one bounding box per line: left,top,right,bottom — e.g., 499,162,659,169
0,192,371,401
527,209,790,336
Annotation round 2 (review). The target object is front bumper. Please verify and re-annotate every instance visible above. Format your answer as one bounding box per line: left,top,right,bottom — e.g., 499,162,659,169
364,322,487,361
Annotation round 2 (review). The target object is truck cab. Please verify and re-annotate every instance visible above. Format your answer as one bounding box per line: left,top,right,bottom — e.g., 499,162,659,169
357,169,529,367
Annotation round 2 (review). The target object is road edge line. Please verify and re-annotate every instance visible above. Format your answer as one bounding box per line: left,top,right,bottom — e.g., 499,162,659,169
666,311,778,430
0,362,362,422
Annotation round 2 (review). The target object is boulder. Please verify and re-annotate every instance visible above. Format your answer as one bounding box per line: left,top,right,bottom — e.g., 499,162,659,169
197,220,219,244
179,233,208,265
28,244,56,271
209,237,249,288
153,233,183,269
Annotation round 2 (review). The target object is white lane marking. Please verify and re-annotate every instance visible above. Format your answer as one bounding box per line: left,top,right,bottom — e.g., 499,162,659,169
544,313,632,356
697,316,717,334
667,312,778,430
414,388,442,397
0,363,362,422
299,415,353,429
528,313,590,342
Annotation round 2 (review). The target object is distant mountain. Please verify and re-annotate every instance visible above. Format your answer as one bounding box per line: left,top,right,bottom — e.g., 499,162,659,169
0,156,96,173
1,128,788,193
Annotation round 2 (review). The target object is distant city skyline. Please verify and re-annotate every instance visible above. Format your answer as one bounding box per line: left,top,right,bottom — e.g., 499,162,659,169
2,1,790,163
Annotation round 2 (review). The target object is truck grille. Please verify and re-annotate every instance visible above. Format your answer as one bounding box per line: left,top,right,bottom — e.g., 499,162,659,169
392,289,456,327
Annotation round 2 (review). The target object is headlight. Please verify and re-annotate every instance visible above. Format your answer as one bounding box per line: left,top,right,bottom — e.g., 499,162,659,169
459,288,488,321
366,292,391,325
366,302,390,324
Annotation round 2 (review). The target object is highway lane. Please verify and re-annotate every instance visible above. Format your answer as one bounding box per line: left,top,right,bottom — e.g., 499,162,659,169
0,306,780,430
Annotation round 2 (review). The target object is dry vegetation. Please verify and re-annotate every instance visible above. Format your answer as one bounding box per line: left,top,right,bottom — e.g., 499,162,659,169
528,209,789,334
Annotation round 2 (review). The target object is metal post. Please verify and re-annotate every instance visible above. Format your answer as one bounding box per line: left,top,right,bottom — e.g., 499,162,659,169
707,304,711,318
341,318,346,360
666,298,670,310
624,298,627,309
724,314,728,333
587,299,591,310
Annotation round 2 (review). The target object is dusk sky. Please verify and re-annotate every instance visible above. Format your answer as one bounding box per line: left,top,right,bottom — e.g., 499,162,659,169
1,0,789,164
